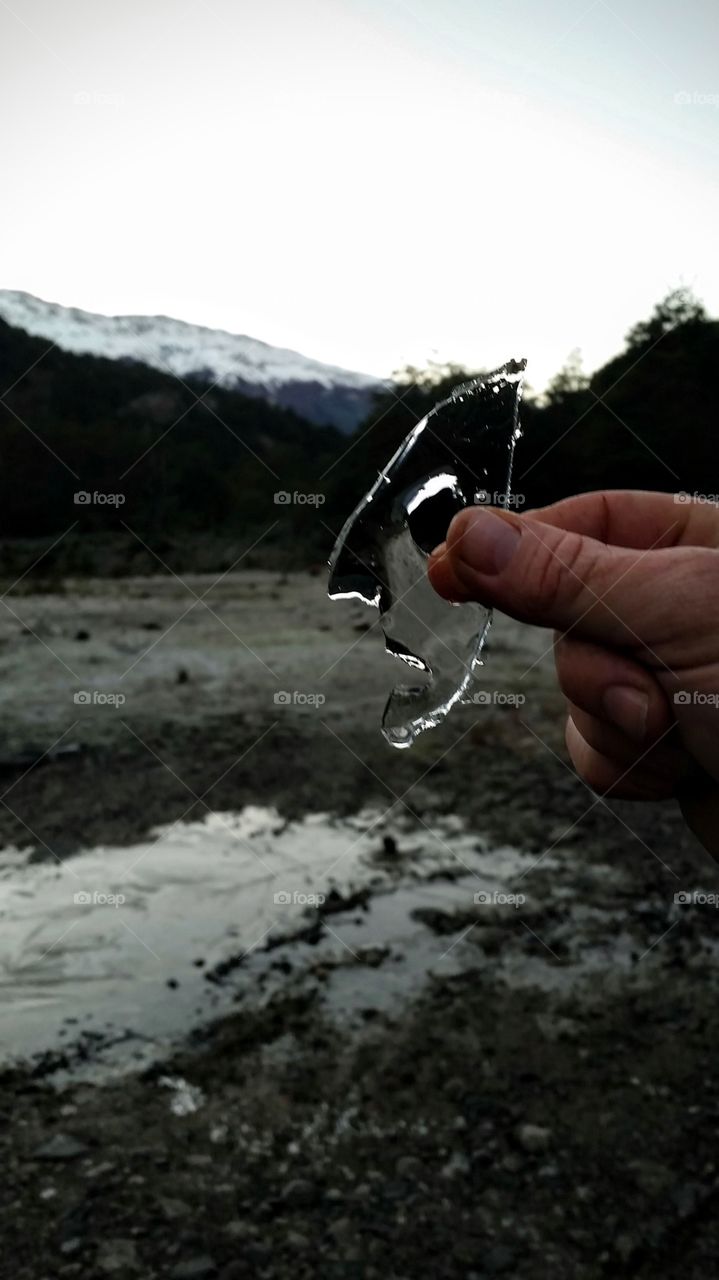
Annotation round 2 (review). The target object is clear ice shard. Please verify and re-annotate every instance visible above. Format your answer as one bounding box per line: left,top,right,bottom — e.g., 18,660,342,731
328,358,527,749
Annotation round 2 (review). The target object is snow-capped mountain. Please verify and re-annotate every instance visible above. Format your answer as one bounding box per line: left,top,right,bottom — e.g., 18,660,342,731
0,291,387,431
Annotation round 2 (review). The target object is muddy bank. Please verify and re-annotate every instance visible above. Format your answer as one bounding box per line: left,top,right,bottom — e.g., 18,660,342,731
0,571,717,1278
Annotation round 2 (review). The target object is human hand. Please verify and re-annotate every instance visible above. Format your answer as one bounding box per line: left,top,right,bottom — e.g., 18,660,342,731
428,491,719,855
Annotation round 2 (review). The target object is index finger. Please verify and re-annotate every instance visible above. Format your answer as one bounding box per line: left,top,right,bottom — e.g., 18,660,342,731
527,490,719,551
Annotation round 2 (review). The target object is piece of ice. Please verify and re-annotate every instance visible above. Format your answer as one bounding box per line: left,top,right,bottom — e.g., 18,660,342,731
328,359,526,748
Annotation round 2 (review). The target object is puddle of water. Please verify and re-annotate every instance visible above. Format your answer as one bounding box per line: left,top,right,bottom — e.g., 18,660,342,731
0,806,662,1080
0,806,534,1072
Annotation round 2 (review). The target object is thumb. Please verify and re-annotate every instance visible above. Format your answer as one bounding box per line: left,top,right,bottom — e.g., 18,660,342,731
428,505,716,660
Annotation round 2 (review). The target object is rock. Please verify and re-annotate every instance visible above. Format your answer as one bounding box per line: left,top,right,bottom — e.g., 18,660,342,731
169,1260,217,1280
440,1151,470,1178
548,824,577,844
285,1231,310,1248
328,1218,355,1244
223,1220,257,1240
614,1232,640,1264
32,1133,89,1161
96,1239,139,1273
515,1123,552,1154
84,1161,116,1179
282,1178,315,1206
158,1197,192,1221
535,1013,580,1042
395,1155,424,1179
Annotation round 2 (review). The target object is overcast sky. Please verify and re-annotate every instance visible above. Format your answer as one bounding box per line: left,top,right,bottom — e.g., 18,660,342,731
1,0,717,389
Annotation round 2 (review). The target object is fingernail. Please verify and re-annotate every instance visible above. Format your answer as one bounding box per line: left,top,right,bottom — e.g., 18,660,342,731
456,510,521,576
602,685,649,743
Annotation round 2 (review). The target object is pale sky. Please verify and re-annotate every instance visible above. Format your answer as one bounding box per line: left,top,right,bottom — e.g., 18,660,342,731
1,0,718,390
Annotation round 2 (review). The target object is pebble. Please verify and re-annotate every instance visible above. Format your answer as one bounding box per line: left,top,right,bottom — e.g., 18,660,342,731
32,1133,89,1161
285,1231,310,1248
96,1239,139,1273
159,1197,193,1220
395,1155,424,1179
282,1177,315,1206
328,1218,355,1244
223,1220,257,1240
515,1123,552,1154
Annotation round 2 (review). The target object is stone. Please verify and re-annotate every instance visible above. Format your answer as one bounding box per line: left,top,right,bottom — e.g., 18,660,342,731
282,1178,315,1206
515,1123,552,1154
33,1134,89,1161
96,1239,139,1274
395,1155,424,1179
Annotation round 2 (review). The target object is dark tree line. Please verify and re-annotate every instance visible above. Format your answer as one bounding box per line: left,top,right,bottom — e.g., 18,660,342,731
0,288,715,576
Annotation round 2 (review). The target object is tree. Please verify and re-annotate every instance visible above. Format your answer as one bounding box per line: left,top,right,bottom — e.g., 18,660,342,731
625,287,707,350
545,348,588,405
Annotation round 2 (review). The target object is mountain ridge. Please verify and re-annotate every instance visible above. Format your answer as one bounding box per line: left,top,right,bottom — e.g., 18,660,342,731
0,290,386,432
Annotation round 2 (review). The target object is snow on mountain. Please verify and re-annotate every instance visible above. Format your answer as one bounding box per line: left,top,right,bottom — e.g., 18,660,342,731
0,291,387,431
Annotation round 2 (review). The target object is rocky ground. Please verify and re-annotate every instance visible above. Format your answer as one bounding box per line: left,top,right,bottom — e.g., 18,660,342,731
0,571,718,1278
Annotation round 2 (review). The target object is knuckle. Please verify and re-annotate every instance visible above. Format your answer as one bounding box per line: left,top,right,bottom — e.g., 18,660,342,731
521,529,595,619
